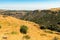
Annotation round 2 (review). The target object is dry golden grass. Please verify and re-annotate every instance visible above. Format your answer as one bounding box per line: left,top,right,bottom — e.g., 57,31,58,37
0,15,60,40
50,8,60,11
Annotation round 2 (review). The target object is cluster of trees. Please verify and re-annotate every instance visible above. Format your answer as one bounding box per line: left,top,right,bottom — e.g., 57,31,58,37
22,10,60,32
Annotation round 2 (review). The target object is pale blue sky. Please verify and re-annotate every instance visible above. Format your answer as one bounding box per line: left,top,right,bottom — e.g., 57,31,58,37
0,0,60,10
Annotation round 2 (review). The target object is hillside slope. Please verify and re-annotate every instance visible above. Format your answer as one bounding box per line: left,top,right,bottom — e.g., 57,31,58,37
0,15,60,40
50,8,60,11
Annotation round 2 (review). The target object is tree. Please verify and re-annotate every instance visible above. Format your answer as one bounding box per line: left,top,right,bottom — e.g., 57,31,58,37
20,25,28,34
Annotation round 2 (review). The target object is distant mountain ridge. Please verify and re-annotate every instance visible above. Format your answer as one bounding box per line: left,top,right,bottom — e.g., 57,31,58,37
0,8,60,19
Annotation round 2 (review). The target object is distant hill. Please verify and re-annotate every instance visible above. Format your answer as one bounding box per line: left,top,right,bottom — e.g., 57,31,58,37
50,8,60,11
0,10,31,19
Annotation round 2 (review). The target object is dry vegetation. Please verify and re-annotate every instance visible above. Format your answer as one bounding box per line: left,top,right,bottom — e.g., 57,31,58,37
0,15,59,40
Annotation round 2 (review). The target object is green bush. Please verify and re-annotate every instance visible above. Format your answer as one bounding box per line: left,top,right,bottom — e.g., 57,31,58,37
47,25,60,32
20,25,28,34
40,25,46,29
40,24,60,32
47,25,57,31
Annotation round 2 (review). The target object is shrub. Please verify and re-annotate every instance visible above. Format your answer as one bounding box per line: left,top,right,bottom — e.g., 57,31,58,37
20,25,28,34
40,25,46,29
57,22,60,25
40,34,46,36
23,35,30,40
47,25,57,31
11,31,17,34
56,28,60,32
47,25,60,32
40,24,60,32
0,25,1,29
53,37,58,40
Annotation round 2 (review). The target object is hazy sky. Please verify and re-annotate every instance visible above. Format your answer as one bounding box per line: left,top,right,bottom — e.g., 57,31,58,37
0,0,60,10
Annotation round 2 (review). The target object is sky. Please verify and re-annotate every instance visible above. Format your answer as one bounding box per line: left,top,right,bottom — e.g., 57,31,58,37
0,0,60,10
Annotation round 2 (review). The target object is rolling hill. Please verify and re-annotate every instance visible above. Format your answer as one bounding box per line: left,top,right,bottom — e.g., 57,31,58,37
0,15,60,40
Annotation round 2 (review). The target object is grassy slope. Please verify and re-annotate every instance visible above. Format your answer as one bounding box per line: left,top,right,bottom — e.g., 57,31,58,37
0,15,60,40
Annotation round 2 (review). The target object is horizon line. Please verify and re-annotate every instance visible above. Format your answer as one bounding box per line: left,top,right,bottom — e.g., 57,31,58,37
0,7,60,10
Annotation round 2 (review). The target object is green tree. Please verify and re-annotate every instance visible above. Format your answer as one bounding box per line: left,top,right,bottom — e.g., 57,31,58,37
20,25,28,34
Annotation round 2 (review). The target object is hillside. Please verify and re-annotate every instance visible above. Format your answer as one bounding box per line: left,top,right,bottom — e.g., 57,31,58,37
0,15,60,40
50,8,60,11
0,8,60,32
0,10,31,19
21,9,60,32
